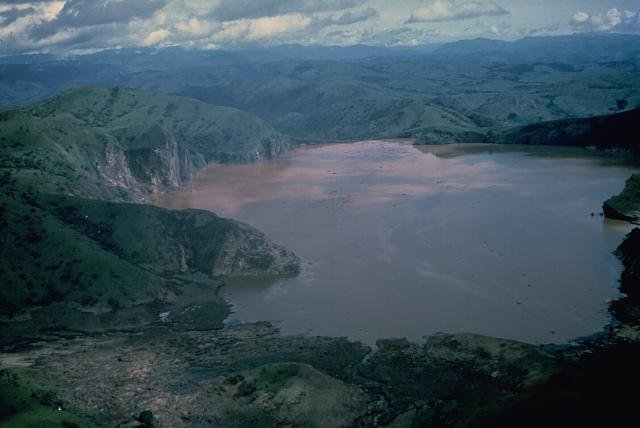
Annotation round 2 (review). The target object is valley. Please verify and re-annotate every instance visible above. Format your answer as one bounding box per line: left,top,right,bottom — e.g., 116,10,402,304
1,32,640,427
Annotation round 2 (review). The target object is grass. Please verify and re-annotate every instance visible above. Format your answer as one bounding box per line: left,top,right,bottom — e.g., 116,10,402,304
604,174,640,222
0,86,299,335
0,372,104,427
29,86,286,163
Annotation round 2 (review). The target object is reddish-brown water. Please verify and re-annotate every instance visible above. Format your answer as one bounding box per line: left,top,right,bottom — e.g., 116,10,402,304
155,141,637,344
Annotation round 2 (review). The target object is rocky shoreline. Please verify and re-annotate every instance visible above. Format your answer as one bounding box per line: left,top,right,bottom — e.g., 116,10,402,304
2,172,640,427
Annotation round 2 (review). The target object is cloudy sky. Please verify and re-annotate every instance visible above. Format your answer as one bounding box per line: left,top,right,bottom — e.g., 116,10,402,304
0,0,639,54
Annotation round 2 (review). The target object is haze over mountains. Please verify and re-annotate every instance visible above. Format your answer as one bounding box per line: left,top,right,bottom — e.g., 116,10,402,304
2,33,639,143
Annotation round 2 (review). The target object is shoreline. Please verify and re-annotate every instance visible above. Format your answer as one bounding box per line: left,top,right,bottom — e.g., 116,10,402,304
2,141,639,426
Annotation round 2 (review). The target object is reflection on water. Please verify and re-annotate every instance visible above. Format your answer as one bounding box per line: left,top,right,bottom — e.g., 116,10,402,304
155,141,638,345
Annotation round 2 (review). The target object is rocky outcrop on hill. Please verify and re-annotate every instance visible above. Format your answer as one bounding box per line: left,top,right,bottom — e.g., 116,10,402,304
604,174,640,223
0,86,300,334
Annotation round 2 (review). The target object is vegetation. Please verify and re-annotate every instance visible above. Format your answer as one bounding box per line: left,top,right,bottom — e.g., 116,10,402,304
489,107,640,154
604,174,640,222
2,34,639,144
0,86,299,337
0,371,105,427
1,33,640,427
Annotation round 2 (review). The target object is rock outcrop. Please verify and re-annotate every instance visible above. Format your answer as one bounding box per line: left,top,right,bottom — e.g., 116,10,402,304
604,174,640,223
0,87,301,334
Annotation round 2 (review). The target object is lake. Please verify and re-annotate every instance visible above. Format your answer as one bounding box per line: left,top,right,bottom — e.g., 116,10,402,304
155,141,638,345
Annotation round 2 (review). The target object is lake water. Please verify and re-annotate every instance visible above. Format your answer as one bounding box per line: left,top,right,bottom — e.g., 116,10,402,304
155,141,638,345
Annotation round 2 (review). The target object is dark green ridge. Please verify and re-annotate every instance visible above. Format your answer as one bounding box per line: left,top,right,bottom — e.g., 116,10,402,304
0,86,299,337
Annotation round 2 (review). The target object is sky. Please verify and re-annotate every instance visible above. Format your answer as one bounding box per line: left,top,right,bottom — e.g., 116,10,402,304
0,0,639,54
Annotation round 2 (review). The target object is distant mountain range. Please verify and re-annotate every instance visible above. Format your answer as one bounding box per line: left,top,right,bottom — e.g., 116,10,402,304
2,33,638,65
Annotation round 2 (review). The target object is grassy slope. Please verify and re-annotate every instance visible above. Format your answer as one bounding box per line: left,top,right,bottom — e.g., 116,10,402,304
489,107,640,152
604,174,640,222
0,371,105,428
0,179,298,336
0,110,127,200
0,87,299,337
276,97,486,142
164,55,640,133
0,86,292,203
29,86,287,163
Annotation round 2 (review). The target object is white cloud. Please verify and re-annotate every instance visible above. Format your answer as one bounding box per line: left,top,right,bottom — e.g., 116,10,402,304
246,14,312,40
209,0,366,21
143,28,171,45
570,7,640,33
572,11,590,24
0,1,65,53
174,17,214,37
324,26,450,46
4,1,635,55
407,0,508,23
319,7,378,26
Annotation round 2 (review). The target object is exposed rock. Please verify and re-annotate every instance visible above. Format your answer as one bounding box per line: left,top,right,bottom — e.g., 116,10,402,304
212,222,300,277
0,86,301,334
236,362,369,427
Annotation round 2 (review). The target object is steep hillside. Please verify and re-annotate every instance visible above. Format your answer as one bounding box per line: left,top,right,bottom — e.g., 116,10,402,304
604,174,640,222
29,86,290,163
275,97,486,142
0,87,300,336
0,86,292,202
489,107,640,153
3,34,639,140
0,179,298,338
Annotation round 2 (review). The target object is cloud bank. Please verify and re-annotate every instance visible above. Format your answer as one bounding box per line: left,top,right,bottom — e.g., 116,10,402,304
0,0,381,53
209,0,367,21
0,1,638,55
570,7,640,33
407,0,508,23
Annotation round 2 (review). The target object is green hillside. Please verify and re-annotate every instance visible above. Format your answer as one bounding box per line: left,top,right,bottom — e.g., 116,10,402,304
0,86,292,202
29,86,290,163
604,174,640,223
0,87,300,336
489,107,640,152
276,97,487,143
0,183,298,337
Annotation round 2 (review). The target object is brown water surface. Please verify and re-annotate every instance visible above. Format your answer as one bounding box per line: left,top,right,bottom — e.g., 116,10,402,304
155,141,638,344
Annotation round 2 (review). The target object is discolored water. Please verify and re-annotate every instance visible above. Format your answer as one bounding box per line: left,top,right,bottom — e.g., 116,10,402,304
155,141,638,345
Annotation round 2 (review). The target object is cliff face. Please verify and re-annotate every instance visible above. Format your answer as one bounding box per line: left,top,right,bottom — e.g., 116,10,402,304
120,124,183,190
0,87,301,333
0,85,301,203
3,86,293,202
210,220,299,276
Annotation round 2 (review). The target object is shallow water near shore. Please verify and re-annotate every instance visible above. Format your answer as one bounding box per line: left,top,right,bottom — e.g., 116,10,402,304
155,142,638,345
